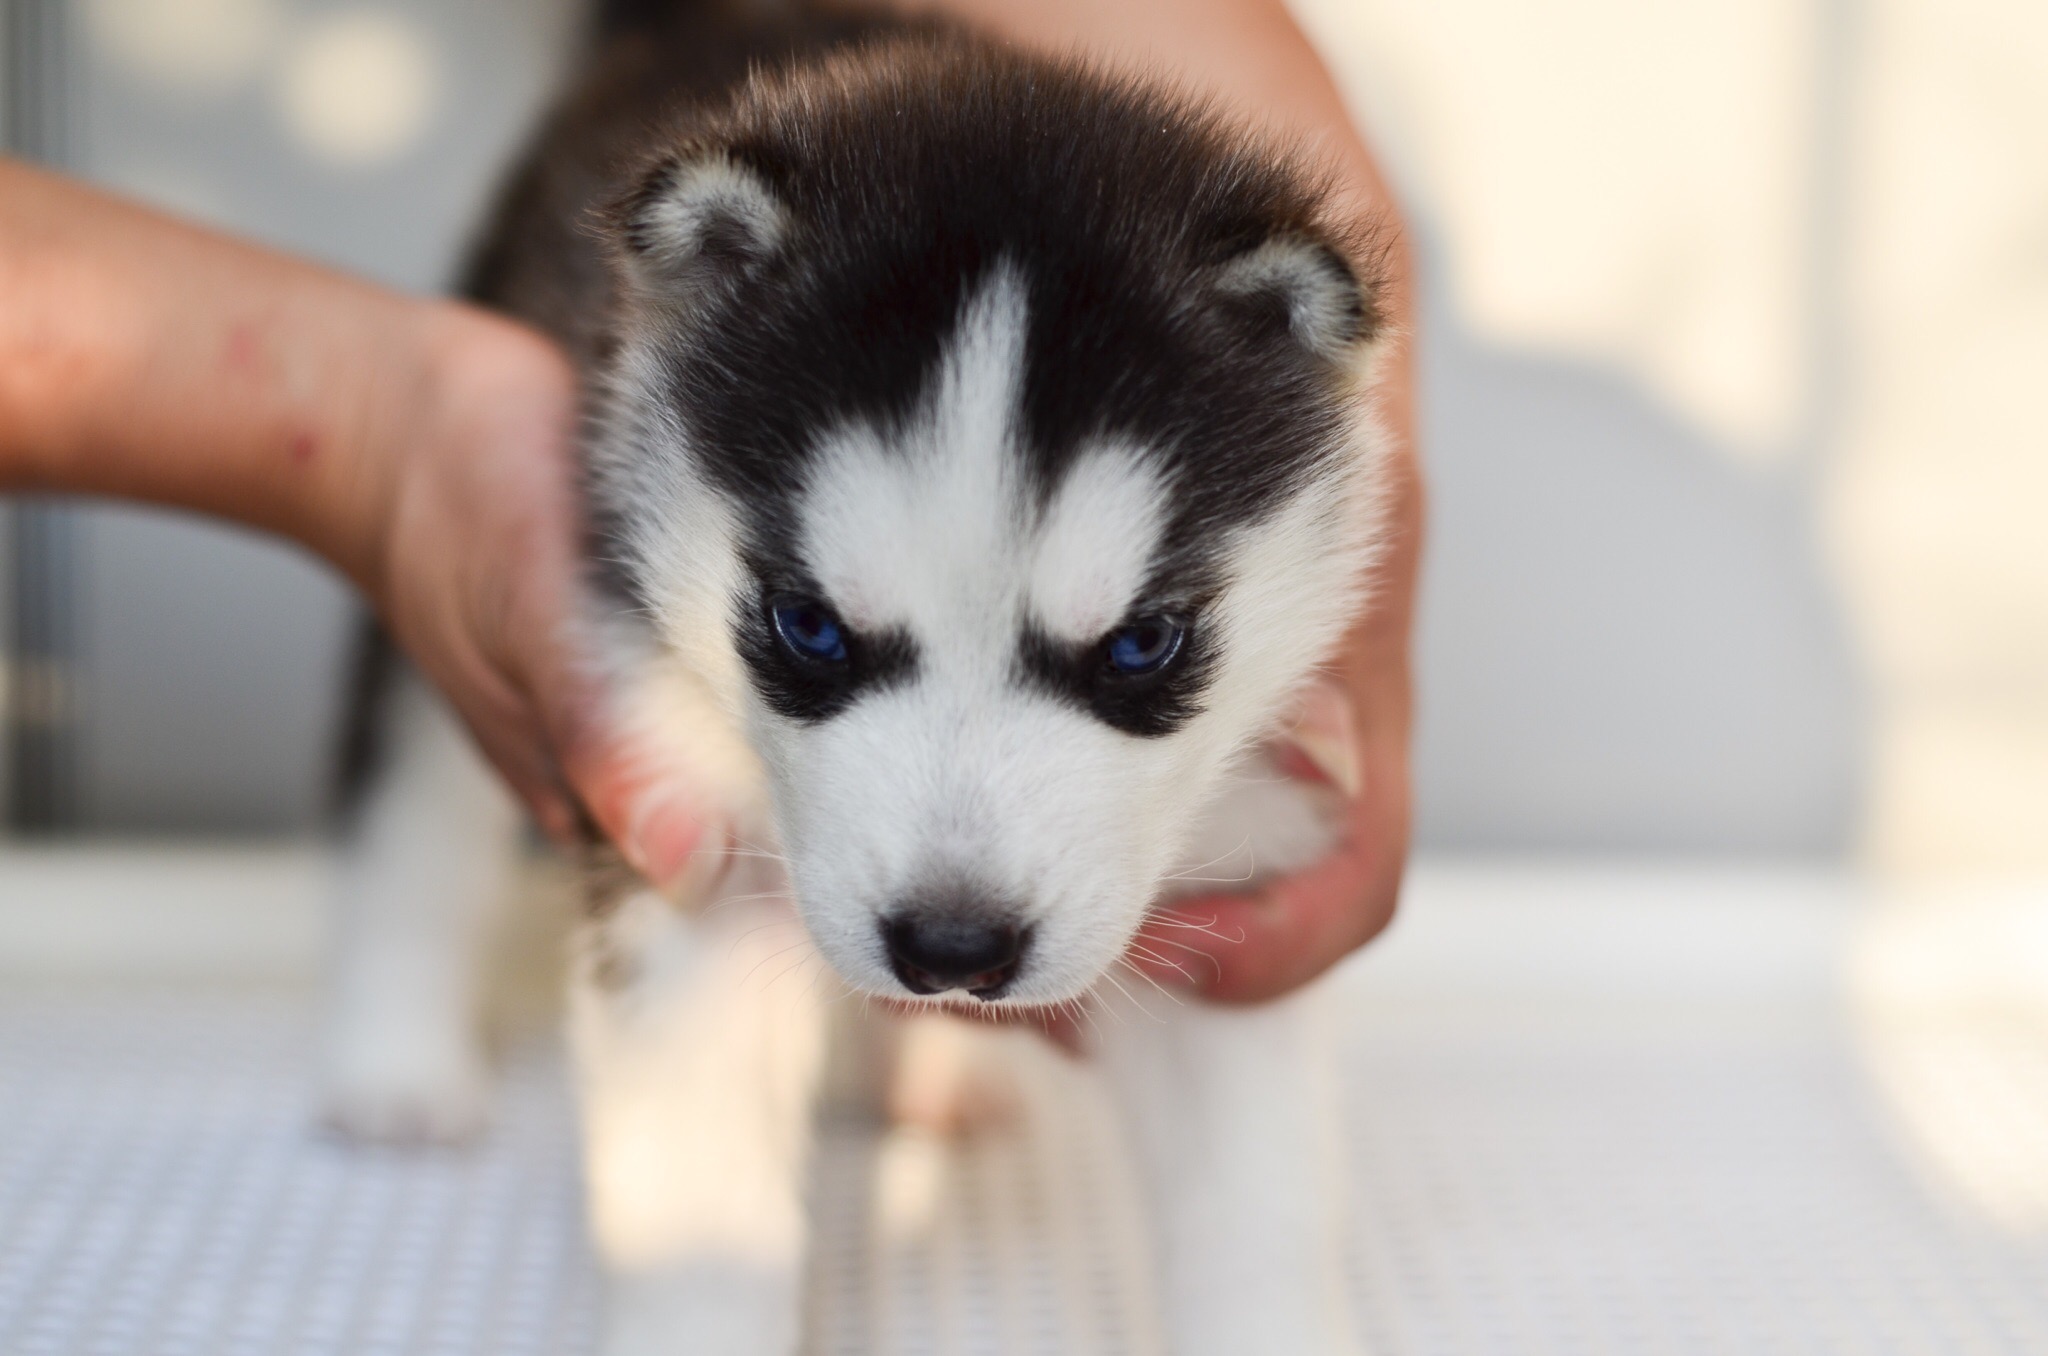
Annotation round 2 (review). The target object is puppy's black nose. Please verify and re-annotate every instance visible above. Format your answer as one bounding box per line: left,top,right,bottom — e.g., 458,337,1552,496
884,913,1024,998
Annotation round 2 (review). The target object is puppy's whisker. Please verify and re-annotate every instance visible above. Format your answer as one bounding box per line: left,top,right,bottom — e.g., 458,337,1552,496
730,834,790,862
1134,928,1227,983
1141,912,1247,945
764,949,820,995
1053,993,1102,1043
723,916,801,959
1133,927,1211,954
700,888,797,914
749,950,819,1003
801,954,842,1004
1118,956,1186,1008
738,936,814,987
725,917,797,945
817,980,863,1011
694,846,788,863
1161,836,1254,883
1097,966,1166,1024
1125,942,1200,988
1159,868,1257,886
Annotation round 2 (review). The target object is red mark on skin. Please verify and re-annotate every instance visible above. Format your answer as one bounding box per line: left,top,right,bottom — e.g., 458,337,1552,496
223,323,261,373
288,431,317,465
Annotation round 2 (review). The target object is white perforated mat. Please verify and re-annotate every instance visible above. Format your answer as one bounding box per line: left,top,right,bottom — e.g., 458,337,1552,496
6,864,2048,1354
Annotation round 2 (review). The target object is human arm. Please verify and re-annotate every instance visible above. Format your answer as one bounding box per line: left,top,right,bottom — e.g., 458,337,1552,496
0,158,704,879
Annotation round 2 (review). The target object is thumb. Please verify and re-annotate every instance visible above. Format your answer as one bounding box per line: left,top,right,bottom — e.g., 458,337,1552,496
535,622,717,889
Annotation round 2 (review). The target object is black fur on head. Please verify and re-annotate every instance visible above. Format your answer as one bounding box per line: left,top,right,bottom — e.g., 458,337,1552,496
591,33,1387,587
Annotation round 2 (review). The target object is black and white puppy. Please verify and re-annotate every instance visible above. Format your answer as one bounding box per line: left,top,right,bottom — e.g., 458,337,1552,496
324,3,1394,1351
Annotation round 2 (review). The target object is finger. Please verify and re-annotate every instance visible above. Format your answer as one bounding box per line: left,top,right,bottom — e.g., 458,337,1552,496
379,554,565,832
459,448,716,886
518,607,721,888
463,704,576,839
403,626,579,843
560,713,714,884
1134,795,1404,1002
397,584,584,845
1130,673,1410,1001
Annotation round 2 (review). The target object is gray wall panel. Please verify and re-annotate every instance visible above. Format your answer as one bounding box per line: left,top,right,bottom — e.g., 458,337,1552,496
56,0,580,833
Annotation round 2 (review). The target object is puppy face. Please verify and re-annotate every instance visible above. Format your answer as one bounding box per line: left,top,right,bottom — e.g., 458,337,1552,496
590,44,1389,1005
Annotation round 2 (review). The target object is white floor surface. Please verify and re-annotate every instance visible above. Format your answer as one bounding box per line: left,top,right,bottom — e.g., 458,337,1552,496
5,854,2048,1354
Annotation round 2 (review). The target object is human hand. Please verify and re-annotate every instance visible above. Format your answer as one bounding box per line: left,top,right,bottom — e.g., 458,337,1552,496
1129,467,1420,1002
364,304,707,881
0,156,701,881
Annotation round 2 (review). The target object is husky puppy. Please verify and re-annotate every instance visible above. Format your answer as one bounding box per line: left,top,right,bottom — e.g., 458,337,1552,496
325,2,1393,1351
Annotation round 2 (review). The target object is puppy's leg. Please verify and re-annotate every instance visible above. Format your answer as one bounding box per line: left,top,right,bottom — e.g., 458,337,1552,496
322,663,523,1144
1099,759,1361,1355
1097,983,1358,1356
886,1013,1025,1139
572,850,829,1356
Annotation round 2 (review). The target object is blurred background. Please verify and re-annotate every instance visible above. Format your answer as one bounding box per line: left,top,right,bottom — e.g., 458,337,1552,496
3,2,2047,1350
4,0,2039,869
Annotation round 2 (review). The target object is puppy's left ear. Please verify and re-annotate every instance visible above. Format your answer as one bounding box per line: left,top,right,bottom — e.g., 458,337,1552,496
1214,235,1379,361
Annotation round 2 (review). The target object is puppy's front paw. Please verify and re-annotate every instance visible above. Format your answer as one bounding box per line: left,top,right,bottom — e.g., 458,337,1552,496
320,1034,491,1146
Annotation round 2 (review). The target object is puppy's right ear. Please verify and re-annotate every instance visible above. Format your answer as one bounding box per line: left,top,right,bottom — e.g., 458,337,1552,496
610,152,787,296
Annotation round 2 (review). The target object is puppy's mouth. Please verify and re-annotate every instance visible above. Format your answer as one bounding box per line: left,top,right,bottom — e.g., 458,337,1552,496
888,956,1018,1001
875,993,1030,1018
871,993,1089,1047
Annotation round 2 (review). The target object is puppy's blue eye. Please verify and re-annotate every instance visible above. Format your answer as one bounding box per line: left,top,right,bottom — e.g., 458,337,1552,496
773,598,848,662
1106,616,1185,675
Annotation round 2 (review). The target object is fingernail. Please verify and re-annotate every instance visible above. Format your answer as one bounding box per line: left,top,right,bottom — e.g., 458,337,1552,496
1281,678,1363,799
624,787,710,888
